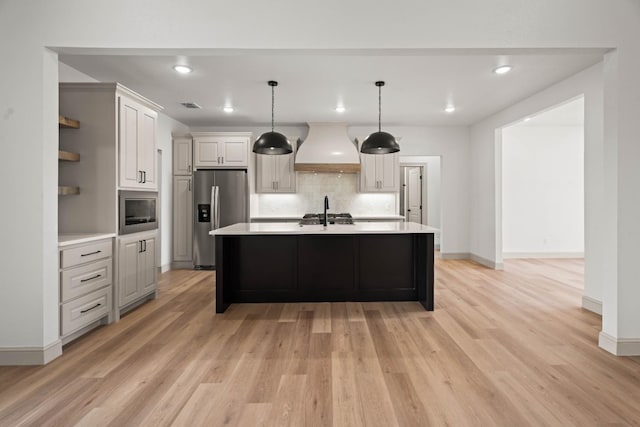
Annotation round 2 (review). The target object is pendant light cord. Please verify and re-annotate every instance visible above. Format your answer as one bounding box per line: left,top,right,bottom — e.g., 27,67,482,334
378,84,382,133
271,84,275,133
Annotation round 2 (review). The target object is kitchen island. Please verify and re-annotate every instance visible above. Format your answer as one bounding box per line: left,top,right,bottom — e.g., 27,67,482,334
210,222,438,313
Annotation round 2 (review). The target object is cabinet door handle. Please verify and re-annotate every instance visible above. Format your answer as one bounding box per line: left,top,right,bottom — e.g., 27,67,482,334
81,274,102,283
81,303,102,314
188,164,192,173
188,179,191,191
81,250,101,257
143,171,147,183
138,171,142,183
143,239,147,252
139,240,143,253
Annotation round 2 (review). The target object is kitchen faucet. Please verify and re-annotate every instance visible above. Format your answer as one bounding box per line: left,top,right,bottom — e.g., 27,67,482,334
323,195,329,227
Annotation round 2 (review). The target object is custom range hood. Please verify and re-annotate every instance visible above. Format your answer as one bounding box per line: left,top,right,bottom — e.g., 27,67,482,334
294,122,361,173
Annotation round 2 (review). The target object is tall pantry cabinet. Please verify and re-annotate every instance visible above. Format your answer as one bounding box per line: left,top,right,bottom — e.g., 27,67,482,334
172,136,193,266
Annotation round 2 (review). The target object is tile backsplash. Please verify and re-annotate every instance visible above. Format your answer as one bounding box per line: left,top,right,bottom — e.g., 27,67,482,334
254,173,397,216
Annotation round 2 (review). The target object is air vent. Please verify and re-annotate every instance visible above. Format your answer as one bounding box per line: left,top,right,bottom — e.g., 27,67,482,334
180,102,202,109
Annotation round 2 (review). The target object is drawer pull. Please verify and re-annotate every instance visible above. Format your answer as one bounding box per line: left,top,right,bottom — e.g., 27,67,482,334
80,303,102,314
81,250,101,257
80,274,102,283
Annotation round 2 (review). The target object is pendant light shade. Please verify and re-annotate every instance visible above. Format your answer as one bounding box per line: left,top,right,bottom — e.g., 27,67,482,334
253,81,292,155
361,81,400,154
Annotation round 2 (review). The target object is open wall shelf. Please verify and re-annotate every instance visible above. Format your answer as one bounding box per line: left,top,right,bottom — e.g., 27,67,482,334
58,186,80,196
59,115,80,129
58,150,80,162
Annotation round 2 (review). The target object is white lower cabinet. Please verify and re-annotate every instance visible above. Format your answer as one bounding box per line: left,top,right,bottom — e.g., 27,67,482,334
117,230,157,316
59,237,114,344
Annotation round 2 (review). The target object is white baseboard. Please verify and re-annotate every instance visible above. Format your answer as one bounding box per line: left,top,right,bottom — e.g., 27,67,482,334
599,331,640,356
439,252,503,270
0,339,62,366
471,253,503,270
160,263,171,273
503,252,584,259
582,295,602,315
434,244,440,250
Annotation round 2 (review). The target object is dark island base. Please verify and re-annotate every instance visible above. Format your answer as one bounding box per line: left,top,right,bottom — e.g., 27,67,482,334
215,233,434,313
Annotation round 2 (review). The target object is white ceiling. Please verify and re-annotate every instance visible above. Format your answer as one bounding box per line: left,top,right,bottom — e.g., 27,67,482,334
59,51,603,127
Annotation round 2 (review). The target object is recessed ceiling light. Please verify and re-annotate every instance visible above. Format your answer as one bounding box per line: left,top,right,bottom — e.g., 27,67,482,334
444,105,456,113
493,65,513,75
523,117,531,122
335,106,346,113
223,106,234,113
173,65,192,74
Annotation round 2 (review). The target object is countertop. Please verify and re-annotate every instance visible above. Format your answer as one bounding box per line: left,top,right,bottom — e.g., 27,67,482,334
210,222,438,236
58,233,116,247
250,215,405,221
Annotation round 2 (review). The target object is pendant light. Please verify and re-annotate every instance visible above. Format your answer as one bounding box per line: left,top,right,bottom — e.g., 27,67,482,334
253,80,293,155
360,81,400,154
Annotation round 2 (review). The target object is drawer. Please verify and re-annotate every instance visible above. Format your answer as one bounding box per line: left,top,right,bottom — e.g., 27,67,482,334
61,240,112,269
61,258,112,303
61,286,111,336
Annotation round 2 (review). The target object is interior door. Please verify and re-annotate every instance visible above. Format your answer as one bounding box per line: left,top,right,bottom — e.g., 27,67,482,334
406,167,423,223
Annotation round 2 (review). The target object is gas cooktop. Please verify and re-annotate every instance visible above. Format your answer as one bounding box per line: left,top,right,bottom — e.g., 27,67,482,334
299,213,354,225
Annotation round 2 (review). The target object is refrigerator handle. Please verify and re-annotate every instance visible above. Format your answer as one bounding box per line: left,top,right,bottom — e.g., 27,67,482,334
211,186,220,230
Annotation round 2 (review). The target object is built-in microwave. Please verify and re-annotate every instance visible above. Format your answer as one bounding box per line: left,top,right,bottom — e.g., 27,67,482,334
119,191,158,235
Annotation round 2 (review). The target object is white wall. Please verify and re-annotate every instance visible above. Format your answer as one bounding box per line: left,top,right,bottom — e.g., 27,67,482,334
1,0,639,357
59,62,98,83
502,125,584,256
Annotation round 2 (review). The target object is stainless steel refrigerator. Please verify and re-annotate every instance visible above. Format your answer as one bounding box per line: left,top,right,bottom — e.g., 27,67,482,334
193,169,248,269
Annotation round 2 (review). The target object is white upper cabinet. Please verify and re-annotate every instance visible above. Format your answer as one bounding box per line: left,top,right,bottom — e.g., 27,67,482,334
359,152,399,193
173,137,193,175
119,95,158,190
192,132,251,168
256,150,296,193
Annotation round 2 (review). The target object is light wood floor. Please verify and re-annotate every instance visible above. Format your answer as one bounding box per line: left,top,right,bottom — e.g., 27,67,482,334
2,258,640,426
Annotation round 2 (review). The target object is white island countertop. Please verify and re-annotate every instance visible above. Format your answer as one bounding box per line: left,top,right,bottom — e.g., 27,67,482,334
58,233,116,247
210,222,439,236
250,215,405,221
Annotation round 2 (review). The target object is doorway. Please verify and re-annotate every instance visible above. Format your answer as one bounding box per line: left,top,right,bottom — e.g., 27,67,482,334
500,97,585,259
401,166,424,224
